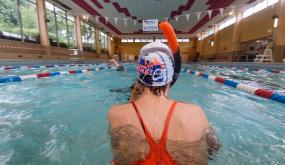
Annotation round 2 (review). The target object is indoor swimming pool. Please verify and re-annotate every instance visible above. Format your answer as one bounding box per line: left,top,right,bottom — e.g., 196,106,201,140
0,63,284,165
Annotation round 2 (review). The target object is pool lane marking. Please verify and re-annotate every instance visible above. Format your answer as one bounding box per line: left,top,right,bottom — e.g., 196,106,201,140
0,66,111,84
0,64,99,71
196,64,285,74
185,69,285,104
206,65,285,74
0,64,96,71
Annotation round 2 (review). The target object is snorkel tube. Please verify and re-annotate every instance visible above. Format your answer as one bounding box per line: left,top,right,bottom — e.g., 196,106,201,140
159,21,181,86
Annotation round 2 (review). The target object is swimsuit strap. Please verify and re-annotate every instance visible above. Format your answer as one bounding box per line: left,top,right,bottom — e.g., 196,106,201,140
159,101,177,145
131,101,177,145
131,102,153,142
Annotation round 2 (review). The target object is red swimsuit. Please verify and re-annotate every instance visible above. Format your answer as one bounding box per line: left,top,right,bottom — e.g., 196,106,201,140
114,101,178,165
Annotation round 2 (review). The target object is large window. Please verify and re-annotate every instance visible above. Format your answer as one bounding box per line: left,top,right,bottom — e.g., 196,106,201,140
99,31,107,54
81,21,96,52
67,16,77,48
219,17,236,30
198,0,280,40
56,11,68,47
0,0,39,42
243,7,254,19
253,0,267,13
45,0,77,48
243,0,280,19
121,39,128,43
21,0,38,41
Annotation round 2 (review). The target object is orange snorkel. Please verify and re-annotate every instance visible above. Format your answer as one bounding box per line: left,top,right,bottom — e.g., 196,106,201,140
159,21,181,86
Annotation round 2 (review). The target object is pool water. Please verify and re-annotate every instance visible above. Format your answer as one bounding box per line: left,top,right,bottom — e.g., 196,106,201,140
186,64,285,92
0,64,284,165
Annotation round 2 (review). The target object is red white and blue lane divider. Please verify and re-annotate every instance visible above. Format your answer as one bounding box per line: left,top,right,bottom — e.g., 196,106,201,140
0,64,100,71
204,65,285,74
185,69,285,104
0,66,111,84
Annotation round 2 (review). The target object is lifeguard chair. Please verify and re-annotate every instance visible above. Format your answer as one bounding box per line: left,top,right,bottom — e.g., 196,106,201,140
254,43,273,63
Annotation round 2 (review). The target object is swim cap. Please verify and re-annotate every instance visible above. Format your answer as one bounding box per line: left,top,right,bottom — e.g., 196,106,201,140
136,42,174,87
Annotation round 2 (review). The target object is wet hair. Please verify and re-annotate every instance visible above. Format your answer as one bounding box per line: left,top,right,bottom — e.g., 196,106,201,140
136,80,168,97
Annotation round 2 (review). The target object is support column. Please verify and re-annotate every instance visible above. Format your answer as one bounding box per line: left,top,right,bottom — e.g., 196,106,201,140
273,0,285,62
231,11,243,61
199,37,206,61
75,16,83,51
36,0,50,47
213,25,220,55
107,35,113,58
189,37,197,62
95,27,100,55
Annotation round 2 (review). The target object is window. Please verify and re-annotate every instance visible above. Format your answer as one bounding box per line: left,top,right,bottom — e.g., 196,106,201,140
177,39,183,42
141,39,148,42
204,28,215,38
45,1,54,11
268,0,279,6
147,39,153,42
196,0,280,38
253,0,267,13
46,11,57,44
57,13,68,47
54,6,65,18
200,28,215,39
20,0,39,41
0,0,39,43
182,39,190,42
243,7,254,18
67,17,77,48
219,17,236,30
121,39,127,43
99,31,107,54
155,39,162,42
0,0,20,38
81,21,95,52
135,39,141,42
243,0,279,19
45,0,77,48
161,39,167,43
127,39,133,42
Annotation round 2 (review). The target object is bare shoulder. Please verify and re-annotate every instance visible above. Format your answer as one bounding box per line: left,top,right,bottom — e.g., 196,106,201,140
108,103,132,128
175,101,209,122
176,101,204,112
170,101,210,141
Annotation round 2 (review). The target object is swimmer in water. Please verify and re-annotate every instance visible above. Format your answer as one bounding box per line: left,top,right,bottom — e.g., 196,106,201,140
110,58,126,71
108,41,220,165
110,84,138,102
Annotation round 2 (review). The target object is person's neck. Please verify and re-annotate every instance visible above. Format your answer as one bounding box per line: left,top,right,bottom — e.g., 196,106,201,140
137,89,169,105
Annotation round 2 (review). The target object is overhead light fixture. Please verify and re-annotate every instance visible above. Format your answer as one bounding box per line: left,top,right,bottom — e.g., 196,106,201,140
272,15,279,28
228,11,234,16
